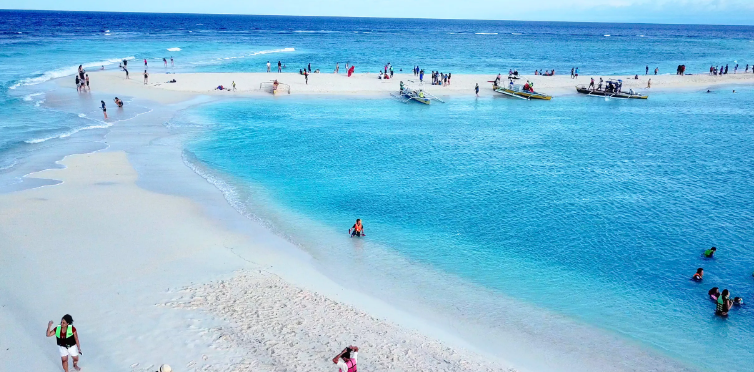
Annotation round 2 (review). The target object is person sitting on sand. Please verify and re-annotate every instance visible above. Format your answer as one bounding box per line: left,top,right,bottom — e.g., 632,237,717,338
349,219,365,237
709,287,720,301
703,247,716,258
332,345,359,372
716,289,733,316
47,314,82,372
692,268,703,281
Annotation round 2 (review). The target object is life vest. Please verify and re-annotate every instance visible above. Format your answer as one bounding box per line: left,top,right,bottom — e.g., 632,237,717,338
353,223,363,233
56,325,73,339
340,358,357,372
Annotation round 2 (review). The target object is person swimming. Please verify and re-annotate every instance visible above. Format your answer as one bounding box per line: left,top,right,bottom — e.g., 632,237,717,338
733,297,744,306
708,287,720,301
692,268,703,281
703,247,716,258
349,219,364,237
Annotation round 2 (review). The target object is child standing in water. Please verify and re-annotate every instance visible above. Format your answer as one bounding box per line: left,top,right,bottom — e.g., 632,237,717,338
46,314,82,372
349,219,365,237
100,101,107,119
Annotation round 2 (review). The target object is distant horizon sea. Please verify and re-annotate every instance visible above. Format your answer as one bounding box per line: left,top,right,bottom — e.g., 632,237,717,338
2,10,753,372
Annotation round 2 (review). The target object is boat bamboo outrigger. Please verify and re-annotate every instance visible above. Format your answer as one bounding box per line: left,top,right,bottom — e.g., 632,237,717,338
391,81,445,105
492,79,551,100
576,80,647,99
259,80,290,95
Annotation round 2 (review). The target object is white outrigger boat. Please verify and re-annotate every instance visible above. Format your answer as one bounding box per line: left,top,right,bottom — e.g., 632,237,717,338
259,80,290,95
390,81,445,105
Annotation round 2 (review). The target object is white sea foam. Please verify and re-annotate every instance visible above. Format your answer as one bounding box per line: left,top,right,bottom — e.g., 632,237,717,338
35,100,44,107
105,33,111,36
511,32,523,35
9,56,135,90
250,47,295,55
78,113,86,118
167,47,181,52
604,34,611,37
475,32,498,35
22,92,44,101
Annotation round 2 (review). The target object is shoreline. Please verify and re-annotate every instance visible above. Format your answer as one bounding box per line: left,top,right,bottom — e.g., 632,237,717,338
76,69,754,102
2,71,718,372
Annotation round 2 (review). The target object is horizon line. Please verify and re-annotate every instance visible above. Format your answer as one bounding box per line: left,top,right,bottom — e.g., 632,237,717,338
2,8,754,27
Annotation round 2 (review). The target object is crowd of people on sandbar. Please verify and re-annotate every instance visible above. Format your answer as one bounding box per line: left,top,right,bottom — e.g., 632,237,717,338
693,247,747,317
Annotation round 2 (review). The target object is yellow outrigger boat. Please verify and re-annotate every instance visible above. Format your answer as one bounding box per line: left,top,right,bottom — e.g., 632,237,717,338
493,82,551,100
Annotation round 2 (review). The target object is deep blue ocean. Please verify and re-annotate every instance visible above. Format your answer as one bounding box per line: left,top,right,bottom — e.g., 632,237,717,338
2,10,754,371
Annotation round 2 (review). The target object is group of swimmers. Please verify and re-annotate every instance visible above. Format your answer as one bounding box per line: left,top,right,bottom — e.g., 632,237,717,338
693,247,746,317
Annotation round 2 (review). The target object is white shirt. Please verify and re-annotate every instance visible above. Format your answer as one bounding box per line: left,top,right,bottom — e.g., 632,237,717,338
336,352,357,372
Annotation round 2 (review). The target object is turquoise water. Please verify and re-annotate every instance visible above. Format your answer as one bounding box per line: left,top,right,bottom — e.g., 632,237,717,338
3,10,754,371
178,91,754,370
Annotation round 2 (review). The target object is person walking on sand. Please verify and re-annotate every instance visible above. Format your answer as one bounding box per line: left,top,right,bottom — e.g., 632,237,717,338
475,83,479,97
304,70,308,85
278,61,282,73
143,70,149,85
232,81,236,91
349,219,364,237
47,315,82,372
100,100,107,119
124,67,129,79
647,79,651,88
333,345,359,372
267,61,271,73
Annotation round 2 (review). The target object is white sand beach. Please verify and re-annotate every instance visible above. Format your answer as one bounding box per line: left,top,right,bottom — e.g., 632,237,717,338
0,151,514,372
85,69,754,101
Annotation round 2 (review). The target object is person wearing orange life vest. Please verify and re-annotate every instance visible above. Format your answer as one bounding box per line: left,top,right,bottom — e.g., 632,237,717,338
333,345,359,372
46,314,82,372
349,219,365,237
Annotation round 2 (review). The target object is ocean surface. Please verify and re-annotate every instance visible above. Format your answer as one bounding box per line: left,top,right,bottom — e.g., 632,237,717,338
2,10,754,371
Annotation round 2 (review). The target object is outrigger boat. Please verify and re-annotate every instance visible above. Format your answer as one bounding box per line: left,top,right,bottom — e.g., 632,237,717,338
492,80,552,100
391,81,444,105
576,80,647,99
259,80,290,95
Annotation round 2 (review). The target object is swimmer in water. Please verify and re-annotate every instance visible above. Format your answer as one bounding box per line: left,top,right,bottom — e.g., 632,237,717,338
692,268,703,281
708,287,720,301
113,97,123,108
733,297,744,306
703,247,717,258
349,219,365,237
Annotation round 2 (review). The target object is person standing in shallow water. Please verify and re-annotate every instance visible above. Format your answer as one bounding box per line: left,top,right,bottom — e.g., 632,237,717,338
100,100,107,119
349,219,364,237
47,314,82,372
475,83,479,96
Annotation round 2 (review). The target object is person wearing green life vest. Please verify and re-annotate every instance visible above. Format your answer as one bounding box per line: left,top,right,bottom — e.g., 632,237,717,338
703,247,716,258
715,289,733,316
46,314,82,372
